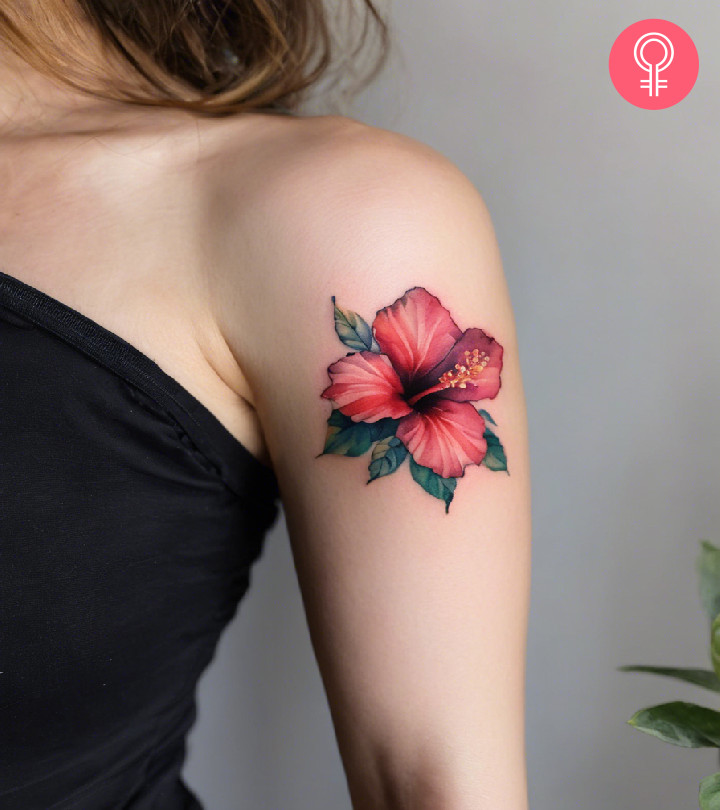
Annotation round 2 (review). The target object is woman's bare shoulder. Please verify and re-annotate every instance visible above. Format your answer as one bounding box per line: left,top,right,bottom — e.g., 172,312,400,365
219,111,473,210
202,107,507,406
203,110,492,295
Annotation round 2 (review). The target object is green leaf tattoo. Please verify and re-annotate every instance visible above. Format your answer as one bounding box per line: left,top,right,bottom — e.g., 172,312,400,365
320,409,376,457
332,296,380,353
319,409,399,457
482,426,509,473
408,456,457,514
368,436,408,483
478,408,497,425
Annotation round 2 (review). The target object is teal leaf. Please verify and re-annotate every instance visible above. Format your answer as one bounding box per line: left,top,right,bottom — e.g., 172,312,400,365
320,409,376,457
698,540,720,626
408,456,456,513
332,296,380,352
478,408,497,426
699,771,720,810
482,428,508,473
627,701,720,748
368,417,401,443
368,436,408,482
617,665,720,693
319,411,399,458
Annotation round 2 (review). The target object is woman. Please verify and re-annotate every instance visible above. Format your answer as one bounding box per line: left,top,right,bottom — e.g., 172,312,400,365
0,2,532,809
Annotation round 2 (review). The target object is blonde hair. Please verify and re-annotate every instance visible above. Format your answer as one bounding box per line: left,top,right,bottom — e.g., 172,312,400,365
0,0,391,116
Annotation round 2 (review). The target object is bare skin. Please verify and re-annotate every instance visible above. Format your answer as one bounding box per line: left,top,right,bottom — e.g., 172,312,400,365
0,47,327,467
0,38,532,810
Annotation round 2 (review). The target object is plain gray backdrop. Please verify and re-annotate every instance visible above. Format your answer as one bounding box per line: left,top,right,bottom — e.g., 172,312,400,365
184,2,720,807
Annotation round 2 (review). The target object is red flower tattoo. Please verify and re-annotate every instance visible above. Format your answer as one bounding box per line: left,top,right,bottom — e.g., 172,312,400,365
319,287,507,511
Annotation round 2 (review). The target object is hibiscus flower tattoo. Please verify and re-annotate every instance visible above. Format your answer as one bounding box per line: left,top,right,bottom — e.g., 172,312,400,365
318,287,508,512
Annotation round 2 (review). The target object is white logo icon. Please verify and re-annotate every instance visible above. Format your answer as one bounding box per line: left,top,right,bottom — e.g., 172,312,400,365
634,32,674,96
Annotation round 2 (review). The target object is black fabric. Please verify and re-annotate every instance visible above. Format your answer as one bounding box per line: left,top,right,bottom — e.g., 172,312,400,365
0,269,282,809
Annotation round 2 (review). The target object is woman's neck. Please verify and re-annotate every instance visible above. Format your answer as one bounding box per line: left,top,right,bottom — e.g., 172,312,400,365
0,40,152,139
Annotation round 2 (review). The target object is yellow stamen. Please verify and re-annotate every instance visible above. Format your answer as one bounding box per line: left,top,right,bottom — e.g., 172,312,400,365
406,347,489,406
437,349,488,390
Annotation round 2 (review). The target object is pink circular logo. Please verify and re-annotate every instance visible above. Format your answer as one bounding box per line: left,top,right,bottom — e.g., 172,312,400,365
609,19,699,109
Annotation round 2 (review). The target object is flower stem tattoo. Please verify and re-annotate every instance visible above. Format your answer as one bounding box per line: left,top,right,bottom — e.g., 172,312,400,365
318,287,508,512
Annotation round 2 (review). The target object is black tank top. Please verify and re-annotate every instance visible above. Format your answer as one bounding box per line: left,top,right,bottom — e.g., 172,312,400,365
0,269,282,809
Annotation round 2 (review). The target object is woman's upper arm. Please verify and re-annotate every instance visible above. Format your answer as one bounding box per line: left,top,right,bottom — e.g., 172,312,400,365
210,123,531,810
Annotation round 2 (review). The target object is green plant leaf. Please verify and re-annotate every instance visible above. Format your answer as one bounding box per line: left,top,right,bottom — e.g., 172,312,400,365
408,456,456,513
617,665,720,693
627,701,720,748
368,436,408,482
478,408,497,426
331,296,380,352
699,771,720,810
698,540,720,625
711,614,720,678
320,409,376,457
482,428,508,473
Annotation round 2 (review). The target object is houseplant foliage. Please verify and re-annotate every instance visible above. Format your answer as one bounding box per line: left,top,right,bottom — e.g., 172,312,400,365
619,540,720,808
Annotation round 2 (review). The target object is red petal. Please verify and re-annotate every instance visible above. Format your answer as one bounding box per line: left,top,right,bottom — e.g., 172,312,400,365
396,400,487,478
321,352,413,422
372,287,462,387
416,328,503,403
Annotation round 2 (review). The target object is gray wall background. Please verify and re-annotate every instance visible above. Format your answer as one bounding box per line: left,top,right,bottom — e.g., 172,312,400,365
184,2,720,807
